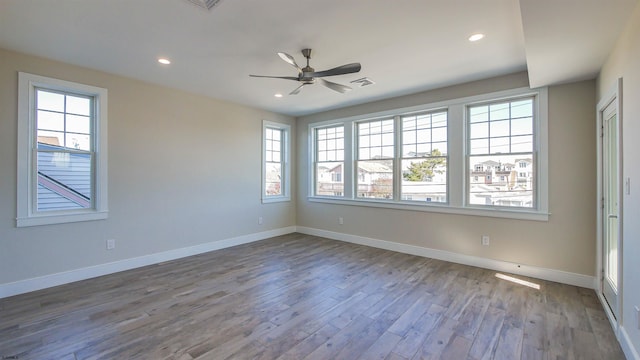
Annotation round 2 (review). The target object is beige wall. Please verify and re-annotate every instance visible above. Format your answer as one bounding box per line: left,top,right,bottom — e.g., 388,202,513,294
297,72,597,276
598,1,640,355
0,48,296,285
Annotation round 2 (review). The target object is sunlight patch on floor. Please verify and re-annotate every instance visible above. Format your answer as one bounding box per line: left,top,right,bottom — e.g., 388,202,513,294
495,272,541,290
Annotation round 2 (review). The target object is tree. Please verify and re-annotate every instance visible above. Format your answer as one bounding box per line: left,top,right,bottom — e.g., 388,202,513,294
403,149,446,181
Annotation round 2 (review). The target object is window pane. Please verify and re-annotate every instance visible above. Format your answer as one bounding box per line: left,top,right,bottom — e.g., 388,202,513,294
468,154,534,208
356,160,393,199
469,105,488,123
511,117,532,136
470,139,488,155
490,120,509,137
401,158,447,203
511,135,533,153
469,122,487,139
511,99,533,118
36,150,92,211
489,103,510,120
432,142,447,155
66,114,91,135
66,95,91,116
432,127,447,142
416,143,430,155
37,130,64,147
265,162,282,196
36,90,64,112
65,133,91,151
37,110,64,132
489,137,509,154
316,162,344,197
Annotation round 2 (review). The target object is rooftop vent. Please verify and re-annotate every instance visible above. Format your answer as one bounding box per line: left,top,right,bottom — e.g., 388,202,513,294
350,77,376,87
185,0,222,10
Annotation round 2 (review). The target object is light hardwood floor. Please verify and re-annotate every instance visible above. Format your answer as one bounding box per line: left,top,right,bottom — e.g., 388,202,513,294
0,233,625,359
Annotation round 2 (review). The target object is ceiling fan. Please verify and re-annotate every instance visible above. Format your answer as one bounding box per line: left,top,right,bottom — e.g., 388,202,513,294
250,49,361,95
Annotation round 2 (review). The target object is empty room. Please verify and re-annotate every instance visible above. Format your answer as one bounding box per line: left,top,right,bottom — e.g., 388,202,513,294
1,0,640,359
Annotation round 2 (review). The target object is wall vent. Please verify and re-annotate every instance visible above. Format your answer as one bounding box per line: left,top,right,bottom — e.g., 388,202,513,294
350,77,376,87
185,0,222,11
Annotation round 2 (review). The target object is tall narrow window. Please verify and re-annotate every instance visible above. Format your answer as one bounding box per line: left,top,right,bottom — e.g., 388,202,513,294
401,111,448,203
17,72,108,227
263,121,290,202
356,119,394,199
467,97,535,208
314,125,344,197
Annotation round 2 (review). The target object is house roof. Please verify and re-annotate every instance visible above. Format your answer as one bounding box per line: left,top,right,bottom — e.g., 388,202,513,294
358,162,392,173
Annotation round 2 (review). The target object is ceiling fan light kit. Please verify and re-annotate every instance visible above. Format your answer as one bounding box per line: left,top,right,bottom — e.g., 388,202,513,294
250,48,361,95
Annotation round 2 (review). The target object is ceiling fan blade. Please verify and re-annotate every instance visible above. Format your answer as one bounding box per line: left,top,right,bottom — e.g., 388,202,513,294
307,63,361,78
277,52,303,74
321,79,352,93
249,74,299,81
289,83,307,95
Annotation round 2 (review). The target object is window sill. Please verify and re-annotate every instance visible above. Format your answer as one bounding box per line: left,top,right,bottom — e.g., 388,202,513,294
262,196,291,204
307,197,549,221
16,211,108,227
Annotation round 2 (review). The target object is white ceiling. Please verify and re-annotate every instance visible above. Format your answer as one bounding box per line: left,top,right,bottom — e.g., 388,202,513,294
0,0,636,116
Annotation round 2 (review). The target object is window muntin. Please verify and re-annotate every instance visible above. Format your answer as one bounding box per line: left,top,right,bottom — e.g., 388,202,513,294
17,72,108,227
314,125,344,197
262,121,290,202
467,98,535,208
356,119,394,199
401,111,448,203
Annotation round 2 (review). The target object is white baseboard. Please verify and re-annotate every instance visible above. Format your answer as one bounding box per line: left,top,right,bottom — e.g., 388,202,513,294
0,226,296,299
0,225,596,298
621,326,640,360
296,226,595,289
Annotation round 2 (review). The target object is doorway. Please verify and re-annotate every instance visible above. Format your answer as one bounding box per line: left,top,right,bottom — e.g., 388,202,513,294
597,78,622,324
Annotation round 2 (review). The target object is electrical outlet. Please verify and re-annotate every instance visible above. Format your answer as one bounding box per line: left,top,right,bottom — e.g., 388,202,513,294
258,216,263,225
339,217,344,225
481,235,490,246
626,177,631,195
106,239,115,250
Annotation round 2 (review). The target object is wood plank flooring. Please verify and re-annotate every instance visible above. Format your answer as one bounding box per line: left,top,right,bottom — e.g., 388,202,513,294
0,233,625,359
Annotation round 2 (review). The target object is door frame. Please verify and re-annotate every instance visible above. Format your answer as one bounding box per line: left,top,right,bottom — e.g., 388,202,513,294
596,77,623,334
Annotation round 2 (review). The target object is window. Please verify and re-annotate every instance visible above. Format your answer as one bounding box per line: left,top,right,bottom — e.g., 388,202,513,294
314,125,344,197
309,87,548,221
262,121,290,203
467,97,535,208
401,111,447,202
356,119,394,199
17,72,108,227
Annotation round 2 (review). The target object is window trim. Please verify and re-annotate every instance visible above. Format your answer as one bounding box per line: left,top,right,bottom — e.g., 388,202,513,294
262,120,291,203
17,72,108,227
308,86,549,221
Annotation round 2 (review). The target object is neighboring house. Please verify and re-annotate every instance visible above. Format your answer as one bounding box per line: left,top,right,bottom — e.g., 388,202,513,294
469,159,534,206
36,138,91,211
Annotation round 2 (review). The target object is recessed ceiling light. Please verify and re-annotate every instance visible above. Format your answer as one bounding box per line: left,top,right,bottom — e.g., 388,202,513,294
158,58,171,65
274,93,283,98
468,33,485,42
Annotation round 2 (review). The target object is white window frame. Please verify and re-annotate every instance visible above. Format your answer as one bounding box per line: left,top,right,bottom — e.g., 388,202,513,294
308,87,548,221
17,72,108,227
262,120,291,203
